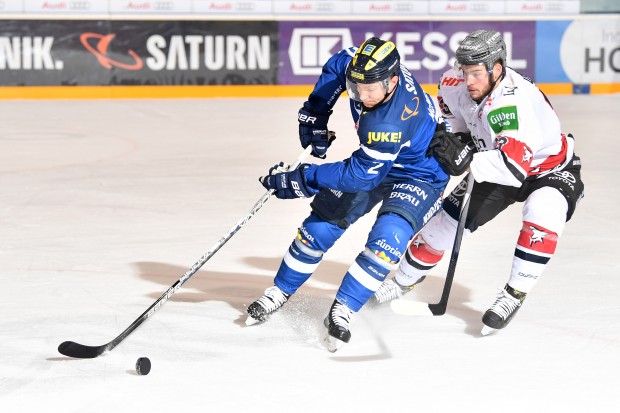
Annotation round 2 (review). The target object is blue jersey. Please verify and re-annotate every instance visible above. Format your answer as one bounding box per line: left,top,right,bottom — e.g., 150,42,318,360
303,48,449,193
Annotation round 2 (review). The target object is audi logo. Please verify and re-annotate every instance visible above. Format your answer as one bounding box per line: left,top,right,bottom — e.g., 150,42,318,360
470,3,489,12
316,3,334,11
70,1,91,10
395,4,413,12
547,3,566,12
237,2,256,11
154,1,174,10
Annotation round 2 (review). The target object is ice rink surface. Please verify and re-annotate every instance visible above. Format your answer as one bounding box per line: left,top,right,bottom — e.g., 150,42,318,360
0,93,618,412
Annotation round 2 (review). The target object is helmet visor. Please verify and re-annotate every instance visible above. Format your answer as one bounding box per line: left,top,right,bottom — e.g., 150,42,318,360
346,78,392,103
346,78,362,102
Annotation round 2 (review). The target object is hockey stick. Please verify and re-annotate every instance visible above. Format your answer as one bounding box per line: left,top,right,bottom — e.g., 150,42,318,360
58,146,313,359
391,172,474,316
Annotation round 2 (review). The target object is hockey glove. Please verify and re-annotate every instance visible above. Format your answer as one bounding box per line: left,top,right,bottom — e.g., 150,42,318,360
427,124,475,176
259,163,318,199
298,106,336,159
455,131,474,146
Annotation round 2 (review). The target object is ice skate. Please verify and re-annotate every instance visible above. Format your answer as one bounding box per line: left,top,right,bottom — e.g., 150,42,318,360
481,285,526,336
370,277,423,305
246,286,290,326
323,299,354,352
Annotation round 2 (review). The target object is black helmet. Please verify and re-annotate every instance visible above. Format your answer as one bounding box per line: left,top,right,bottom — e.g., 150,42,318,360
346,37,400,102
456,30,507,70
346,37,400,84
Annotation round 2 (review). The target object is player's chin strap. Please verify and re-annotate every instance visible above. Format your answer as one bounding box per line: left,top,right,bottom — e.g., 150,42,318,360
477,65,506,104
488,65,506,91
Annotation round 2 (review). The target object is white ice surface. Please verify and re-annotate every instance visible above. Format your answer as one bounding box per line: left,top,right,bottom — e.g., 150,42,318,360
0,95,618,412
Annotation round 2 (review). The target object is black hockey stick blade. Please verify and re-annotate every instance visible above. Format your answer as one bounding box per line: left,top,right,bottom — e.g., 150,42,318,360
58,341,110,359
57,147,313,359
427,173,474,316
57,283,174,359
428,298,449,316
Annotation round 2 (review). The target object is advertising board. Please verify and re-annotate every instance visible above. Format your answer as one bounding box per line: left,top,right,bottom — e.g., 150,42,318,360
0,16,617,96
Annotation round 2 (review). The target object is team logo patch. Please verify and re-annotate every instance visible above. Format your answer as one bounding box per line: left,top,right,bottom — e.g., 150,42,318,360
517,221,558,256
401,97,420,120
361,44,376,56
522,147,533,163
528,226,547,246
495,135,509,150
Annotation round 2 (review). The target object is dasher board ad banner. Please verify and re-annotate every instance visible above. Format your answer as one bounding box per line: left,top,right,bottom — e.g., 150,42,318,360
279,21,536,85
0,18,618,89
0,20,278,86
535,18,620,85
280,18,619,88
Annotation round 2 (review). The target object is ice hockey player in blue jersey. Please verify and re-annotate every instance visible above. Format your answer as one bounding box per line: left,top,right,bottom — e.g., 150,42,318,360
246,37,449,351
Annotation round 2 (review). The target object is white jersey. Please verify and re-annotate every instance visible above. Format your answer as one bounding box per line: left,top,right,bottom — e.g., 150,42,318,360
437,67,574,187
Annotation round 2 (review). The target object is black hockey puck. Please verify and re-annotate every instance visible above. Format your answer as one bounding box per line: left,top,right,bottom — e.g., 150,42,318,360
135,357,151,375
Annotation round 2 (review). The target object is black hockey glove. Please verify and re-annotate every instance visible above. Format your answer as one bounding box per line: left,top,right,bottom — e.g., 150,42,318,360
259,162,318,199
426,124,475,176
454,131,473,146
298,106,336,159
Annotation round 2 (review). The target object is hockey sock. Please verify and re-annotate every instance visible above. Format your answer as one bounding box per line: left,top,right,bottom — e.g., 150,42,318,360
274,238,322,295
395,234,444,285
509,221,558,292
336,249,393,311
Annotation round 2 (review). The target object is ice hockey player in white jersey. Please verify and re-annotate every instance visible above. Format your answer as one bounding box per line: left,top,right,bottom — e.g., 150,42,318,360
372,30,585,335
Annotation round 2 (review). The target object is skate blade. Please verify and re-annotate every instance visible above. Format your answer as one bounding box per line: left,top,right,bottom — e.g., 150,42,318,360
245,315,263,326
390,299,434,316
323,334,344,353
481,325,498,336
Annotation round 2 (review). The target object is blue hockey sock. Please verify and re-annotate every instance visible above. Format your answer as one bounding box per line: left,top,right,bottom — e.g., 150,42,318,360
336,251,391,311
274,240,322,295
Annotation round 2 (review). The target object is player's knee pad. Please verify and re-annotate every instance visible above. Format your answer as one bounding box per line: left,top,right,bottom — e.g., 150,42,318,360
365,213,415,268
296,212,346,254
279,215,333,279
418,209,465,252
522,187,568,236
275,218,332,295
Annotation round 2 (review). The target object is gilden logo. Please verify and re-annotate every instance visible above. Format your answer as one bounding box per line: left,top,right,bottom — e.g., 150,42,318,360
80,33,143,70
